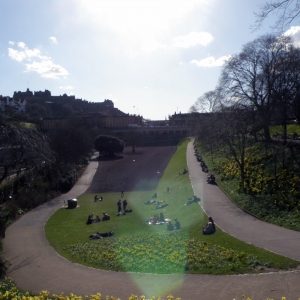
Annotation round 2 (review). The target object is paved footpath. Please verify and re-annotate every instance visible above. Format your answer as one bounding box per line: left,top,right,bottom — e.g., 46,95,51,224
3,145,300,300
188,140,300,262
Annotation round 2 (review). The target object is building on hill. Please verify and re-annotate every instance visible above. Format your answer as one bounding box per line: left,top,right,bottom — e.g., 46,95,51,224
33,89,51,98
1,88,129,118
40,113,143,131
168,112,201,127
145,119,169,127
13,88,33,99
0,95,26,113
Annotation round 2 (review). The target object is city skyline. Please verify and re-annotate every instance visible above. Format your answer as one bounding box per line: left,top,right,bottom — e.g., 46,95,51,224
1,0,300,120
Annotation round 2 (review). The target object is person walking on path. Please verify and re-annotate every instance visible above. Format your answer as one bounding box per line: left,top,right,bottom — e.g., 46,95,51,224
117,199,122,215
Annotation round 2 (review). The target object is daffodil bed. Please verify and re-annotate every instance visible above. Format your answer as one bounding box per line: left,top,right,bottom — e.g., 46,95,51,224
65,232,264,274
0,278,296,300
197,141,300,231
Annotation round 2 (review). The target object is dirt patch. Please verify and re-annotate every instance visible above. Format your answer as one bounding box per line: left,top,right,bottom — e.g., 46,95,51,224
85,146,176,193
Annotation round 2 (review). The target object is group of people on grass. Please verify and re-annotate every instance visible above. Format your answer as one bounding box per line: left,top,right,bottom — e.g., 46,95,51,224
167,218,181,231
150,213,165,224
86,191,131,227
117,199,130,215
94,195,103,202
89,163,216,235
86,212,110,225
147,212,181,231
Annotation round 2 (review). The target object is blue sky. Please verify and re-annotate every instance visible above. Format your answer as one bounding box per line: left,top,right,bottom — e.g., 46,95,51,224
1,0,300,120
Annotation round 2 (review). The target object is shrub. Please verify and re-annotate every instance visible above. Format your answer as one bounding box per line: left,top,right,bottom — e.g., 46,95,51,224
94,135,125,157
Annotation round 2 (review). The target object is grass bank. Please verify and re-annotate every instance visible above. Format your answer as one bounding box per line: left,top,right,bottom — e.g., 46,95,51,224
46,139,298,274
195,137,300,231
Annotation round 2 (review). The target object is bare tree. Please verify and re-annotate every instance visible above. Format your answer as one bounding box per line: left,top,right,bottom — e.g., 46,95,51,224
220,34,300,141
219,106,254,190
253,0,300,31
191,90,218,113
0,124,54,184
48,120,94,164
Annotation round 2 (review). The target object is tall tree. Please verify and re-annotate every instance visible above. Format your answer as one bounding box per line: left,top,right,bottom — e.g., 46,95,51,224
190,90,219,113
253,0,300,31
220,34,300,141
0,123,54,184
219,106,254,190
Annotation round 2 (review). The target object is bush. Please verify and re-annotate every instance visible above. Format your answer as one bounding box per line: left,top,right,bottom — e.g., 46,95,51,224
94,135,125,157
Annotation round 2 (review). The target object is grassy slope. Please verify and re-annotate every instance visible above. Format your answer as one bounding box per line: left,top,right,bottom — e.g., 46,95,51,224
268,124,300,135
196,129,300,231
45,139,298,274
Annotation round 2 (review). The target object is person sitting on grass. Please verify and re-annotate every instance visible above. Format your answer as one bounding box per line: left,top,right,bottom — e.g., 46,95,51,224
174,218,181,230
159,213,165,223
151,214,158,224
202,216,216,235
102,212,110,221
86,213,94,225
94,195,98,202
93,215,101,223
167,221,174,231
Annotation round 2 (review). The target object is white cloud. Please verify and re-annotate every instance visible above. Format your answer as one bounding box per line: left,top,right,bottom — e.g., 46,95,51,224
17,42,26,49
283,26,300,47
8,41,68,79
190,55,231,67
173,31,213,48
49,37,58,44
8,41,14,45
8,47,43,62
25,60,68,79
59,85,74,89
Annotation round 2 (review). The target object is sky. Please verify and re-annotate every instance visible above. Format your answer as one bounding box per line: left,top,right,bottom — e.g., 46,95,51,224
1,0,300,120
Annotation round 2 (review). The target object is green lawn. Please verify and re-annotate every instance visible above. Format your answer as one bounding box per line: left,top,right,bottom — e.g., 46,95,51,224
45,139,299,274
268,124,300,135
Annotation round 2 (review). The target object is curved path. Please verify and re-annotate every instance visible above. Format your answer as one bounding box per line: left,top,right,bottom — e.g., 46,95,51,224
187,140,300,262
3,143,300,300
